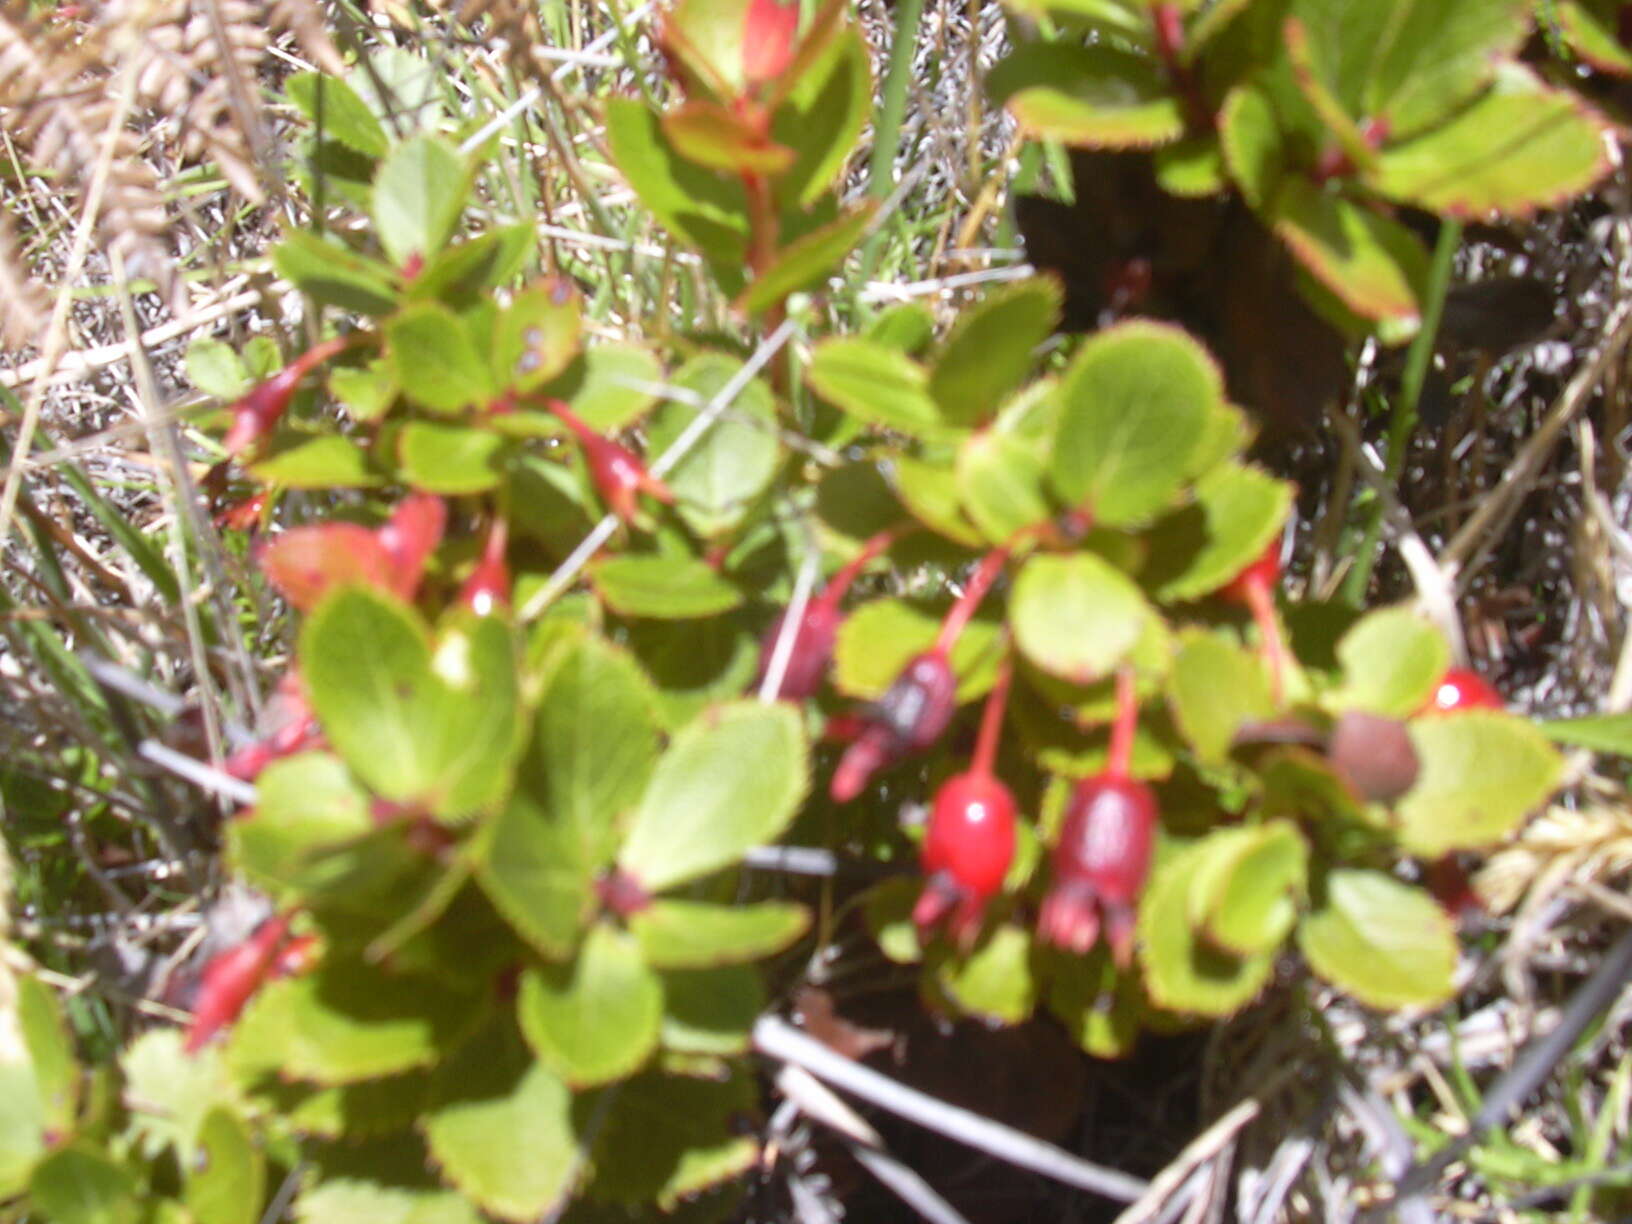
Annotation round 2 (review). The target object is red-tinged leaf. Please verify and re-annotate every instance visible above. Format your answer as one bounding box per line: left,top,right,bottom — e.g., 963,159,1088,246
258,523,396,612
744,0,800,85
377,492,447,582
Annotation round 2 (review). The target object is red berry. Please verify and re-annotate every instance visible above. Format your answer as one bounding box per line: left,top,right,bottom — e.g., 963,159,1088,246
1037,774,1157,966
922,772,1017,898
459,520,511,616
830,651,957,802
1424,667,1503,714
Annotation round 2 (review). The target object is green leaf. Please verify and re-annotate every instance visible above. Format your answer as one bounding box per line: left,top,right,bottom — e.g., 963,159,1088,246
1010,552,1152,685
891,455,985,546
1167,629,1273,763
387,303,496,413
1218,84,1282,208
1371,66,1611,218
930,922,1037,1024
771,23,872,208
1540,713,1632,756
250,434,385,489
624,613,762,731
530,342,664,433
231,960,478,1085
1394,712,1562,856
491,279,582,394
518,922,662,1086
228,751,374,897
930,278,1061,427
328,360,398,423
589,555,744,620
1045,948,1143,1059
28,1145,139,1224
408,226,534,309
618,702,808,893
422,1019,581,1222
296,1181,482,1224
1257,746,1366,824
476,792,596,961
646,354,780,538
274,231,399,316
834,596,1004,702
659,966,762,1055
956,430,1052,543
1050,321,1221,525
629,899,809,968
1329,605,1449,718
736,202,874,316
187,337,250,400
1186,821,1307,955
989,42,1185,148
1556,0,1632,75
1144,463,1292,602
807,338,952,439
663,0,759,96
397,422,508,495
604,97,749,276
1138,839,1276,1016
286,72,389,158
862,877,925,964
185,1107,265,1224
586,1068,759,1209
1286,0,1529,140
1270,177,1426,322
372,136,470,266
121,1029,236,1165
1297,869,1456,1009
662,100,794,175
865,302,936,355
301,589,524,822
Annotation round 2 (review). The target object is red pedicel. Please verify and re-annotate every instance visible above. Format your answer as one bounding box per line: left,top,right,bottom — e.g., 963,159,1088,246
268,934,320,980
459,519,511,616
830,650,957,802
223,335,351,456
1423,667,1504,714
547,399,674,523
184,912,293,1053
1220,536,1288,704
224,670,320,782
912,662,1017,947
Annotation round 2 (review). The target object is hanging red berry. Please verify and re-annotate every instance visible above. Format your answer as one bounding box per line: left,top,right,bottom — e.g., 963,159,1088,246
1422,667,1504,714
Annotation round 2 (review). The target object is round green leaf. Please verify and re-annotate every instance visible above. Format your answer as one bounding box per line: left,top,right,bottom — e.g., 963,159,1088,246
618,702,808,893
1045,948,1143,1060
227,751,373,897
185,1106,265,1224
474,791,594,960
589,555,744,620
397,422,508,495
1329,605,1450,718
990,42,1186,148
273,231,399,317
491,279,582,394
862,877,925,965
186,337,250,400
929,278,1062,428
807,338,953,439
1186,821,1307,955
930,922,1037,1024
1394,711,1562,856
890,455,985,546
422,1020,580,1223
1144,463,1292,603
1138,840,1276,1016
1166,629,1273,764
1050,321,1221,526
1010,552,1151,685
629,899,809,968
587,1068,759,1209
833,596,1004,702
386,303,496,414
957,431,1052,544
1297,870,1456,1010
647,354,780,539
528,342,663,433
659,965,763,1056
28,1145,139,1224
296,1181,481,1224
301,590,524,823
250,434,386,490
518,923,662,1087
121,1028,236,1167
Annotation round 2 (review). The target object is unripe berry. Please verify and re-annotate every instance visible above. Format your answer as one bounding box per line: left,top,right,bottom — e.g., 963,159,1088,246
1424,667,1504,714
1037,774,1157,966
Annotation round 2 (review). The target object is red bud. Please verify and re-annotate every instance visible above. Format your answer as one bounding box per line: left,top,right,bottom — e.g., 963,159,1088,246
743,0,800,85
1038,774,1157,966
184,912,292,1053
459,519,510,616
549,399,673,523
376,494,447,594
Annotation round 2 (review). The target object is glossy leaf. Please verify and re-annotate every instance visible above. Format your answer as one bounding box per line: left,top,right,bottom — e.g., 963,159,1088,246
1186,821,1307,954
930,922,1036,1024
629,899,809,968
1395,712,1562,856
1297,869,1456,1009
659,965,763,1055
589,555,744,619
1010,552,1151,685
1138,839,1276,1016
618,701,807,892
891,455,986,546
1270,177,1426,322
1050,321,1222,526
957,430,1051,543
518,922,662,1086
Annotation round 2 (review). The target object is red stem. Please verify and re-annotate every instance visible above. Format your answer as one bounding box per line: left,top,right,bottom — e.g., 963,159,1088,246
934,548,1008,656
814,527,902,615
1107,666,1138,780
544,397,595,444
743,171,779,277
972,654,1013,779
1244,580,1286,705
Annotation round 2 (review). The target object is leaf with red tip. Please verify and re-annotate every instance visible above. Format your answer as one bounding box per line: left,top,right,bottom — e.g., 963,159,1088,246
259,524,395,612
743,0,800,84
